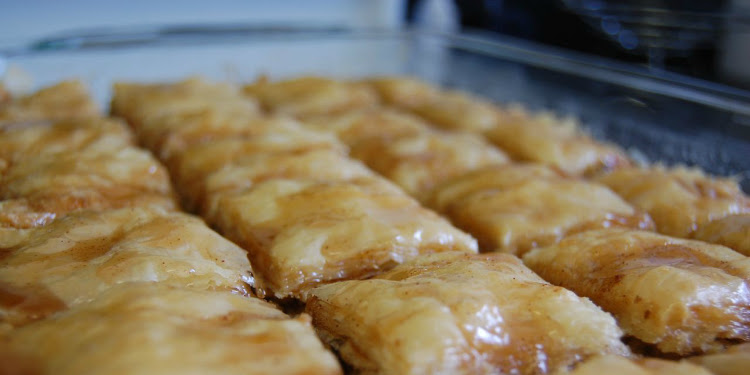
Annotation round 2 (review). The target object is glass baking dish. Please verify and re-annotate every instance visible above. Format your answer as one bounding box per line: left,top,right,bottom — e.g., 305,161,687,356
2,25,749,189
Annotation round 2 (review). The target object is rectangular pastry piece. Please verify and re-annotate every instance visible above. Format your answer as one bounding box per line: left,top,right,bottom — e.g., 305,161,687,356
692,214,750,256
163,118,346,212
301,108,430,146
566,355,711,375
523,229,750,355
111,79,261,159
243,76,378,118
0,81,99,126
306,251,630,375
212,177,478,299
596,166,750,239
1,283,342,375
481,106,631,176
424,164,654,255
365,77,631,175
303,108,509,198
363,77,500,132
0,117,135,162
0,207,254,326
0,143,177,229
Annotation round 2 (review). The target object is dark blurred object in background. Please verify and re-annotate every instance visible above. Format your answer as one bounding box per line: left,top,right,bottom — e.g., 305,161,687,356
407,0,750,89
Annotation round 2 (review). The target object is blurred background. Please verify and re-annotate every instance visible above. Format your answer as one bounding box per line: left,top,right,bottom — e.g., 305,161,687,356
1,0,749,88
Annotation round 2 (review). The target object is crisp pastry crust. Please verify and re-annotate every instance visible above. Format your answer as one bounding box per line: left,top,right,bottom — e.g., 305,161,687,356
424,164,654,255
165,121,346,212
364,77,502,132
301,107,430,146
212,177,478,299
348,130,509,198
523,229,750,355
0,117,134,162
482,106,631,176
687,343,750,375
0,146,177,228
199,149,374,216
566,355,712,375
0,81,99,126
0,207,254,326
111,78,259,132
596,166,750,238
692,214,750,256
244,76,378,118
0,283,342,375
306,251,629,375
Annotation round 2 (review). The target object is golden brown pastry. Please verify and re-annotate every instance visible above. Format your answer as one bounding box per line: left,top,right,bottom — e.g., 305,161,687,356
362,76,440,109
0,81,99,126
306,251,630,375
0,146,177,228
168,127,347,213
692,214,750,256
348,130,509,198
596,166,750,238
0,117,134,164
523,229,750,355
364,77,502,132
111,78,259,131
566,355,712,375
211,177,478,299
198,150,375,216
1,283,342,375
244,76,378,118
688,343,750,375
0,207,254,326
425,164,654,255
301,107,429,146
482,106,631,175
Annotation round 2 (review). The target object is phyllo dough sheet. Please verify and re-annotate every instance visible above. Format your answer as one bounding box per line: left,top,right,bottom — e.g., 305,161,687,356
306,251,629,375
0,81,99,126
0,207,254,327
424,164,654,254
523,229,750,355
1,283,342,375
596,166,750,239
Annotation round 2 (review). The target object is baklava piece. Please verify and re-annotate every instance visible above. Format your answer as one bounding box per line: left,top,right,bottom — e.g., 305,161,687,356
0,117,134,162
692,214,750,256
523,229,750,355
364,77,500,132
424,164,653,255
566,355,711,375
596,166,750,238
301,107,429,146
482,106,631,176
0,145,177,228
688,343,750,375
1,283,342,375
348,130,509,198
244,76,378,118
0,207,254,326
212,177,478,299
111,79,262,159
0,81,99,126
306,252,629,375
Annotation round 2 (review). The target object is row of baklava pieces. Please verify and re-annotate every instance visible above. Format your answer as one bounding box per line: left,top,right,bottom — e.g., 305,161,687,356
0,82,342,375
0,82,748,372
109,77,748,375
